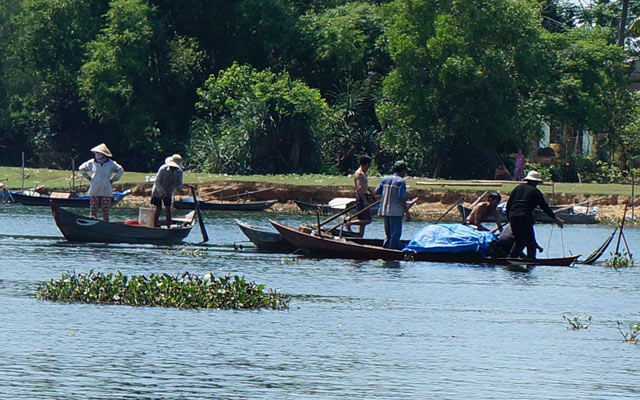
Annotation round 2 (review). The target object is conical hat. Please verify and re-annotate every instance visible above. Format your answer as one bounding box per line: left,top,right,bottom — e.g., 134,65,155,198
524,170,543,182
165,154,184,170
90,143,112,157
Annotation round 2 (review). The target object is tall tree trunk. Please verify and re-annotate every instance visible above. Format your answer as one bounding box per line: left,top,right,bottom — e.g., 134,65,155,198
618,0,629,47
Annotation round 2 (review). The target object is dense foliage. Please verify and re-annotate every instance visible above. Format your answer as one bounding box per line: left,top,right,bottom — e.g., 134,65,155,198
37,270,289,310
0,0,639,179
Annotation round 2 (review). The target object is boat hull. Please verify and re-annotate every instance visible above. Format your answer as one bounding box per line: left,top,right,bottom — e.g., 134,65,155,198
51,202,193,244
270,220,579,266
175,199,277,211
9,190,130,207
235,219,295,251
458,205,596,224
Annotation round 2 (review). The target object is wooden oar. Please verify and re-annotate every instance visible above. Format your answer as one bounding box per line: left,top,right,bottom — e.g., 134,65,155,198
317,202,357,228
198,185,239,198
326,200,381,234
188,185,209,242
217,187,275,200
435,196,465,224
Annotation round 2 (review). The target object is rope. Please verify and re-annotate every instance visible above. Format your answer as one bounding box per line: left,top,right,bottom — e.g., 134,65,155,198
547,224,554,257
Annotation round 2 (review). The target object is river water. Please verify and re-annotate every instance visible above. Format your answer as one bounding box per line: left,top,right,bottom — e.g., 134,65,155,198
0,204,639,399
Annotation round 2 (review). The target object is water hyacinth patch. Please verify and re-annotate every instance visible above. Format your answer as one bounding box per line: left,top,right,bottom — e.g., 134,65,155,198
37,270,289,310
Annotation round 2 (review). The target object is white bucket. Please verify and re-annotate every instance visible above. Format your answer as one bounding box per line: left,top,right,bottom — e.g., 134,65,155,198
138,207,155,227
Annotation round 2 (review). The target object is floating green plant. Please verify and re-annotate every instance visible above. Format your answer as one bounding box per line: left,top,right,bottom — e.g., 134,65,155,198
161,246,208,257
562,315,591,330
605,250,635,269
617,321,640,343
37,270,288,310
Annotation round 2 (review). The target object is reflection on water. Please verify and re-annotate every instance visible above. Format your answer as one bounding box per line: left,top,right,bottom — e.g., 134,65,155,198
0,204,640,398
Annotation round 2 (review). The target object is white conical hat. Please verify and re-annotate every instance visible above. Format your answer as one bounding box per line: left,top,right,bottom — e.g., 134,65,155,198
165,154,184,170
524,170,543,182
90,143,112,157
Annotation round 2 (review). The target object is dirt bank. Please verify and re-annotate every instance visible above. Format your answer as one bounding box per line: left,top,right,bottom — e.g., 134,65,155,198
116,180,637,224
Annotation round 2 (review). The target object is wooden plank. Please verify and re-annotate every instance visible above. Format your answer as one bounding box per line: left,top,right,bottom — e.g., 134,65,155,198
416,182,502,187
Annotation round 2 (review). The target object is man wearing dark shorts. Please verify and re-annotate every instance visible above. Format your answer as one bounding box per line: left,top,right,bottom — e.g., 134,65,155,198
151,154,184,228
347,155,374,236
506,170,563,259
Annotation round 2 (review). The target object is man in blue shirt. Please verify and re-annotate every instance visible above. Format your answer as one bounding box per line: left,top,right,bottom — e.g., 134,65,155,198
375,161,411,249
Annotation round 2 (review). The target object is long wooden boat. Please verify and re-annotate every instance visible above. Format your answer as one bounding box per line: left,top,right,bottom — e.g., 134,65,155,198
457,204,596,224
235,219,296,251
8,189,131,208
51,202,196,244
174,198,277,211
294,199,347,214
295,197,417,214
269,220,580,266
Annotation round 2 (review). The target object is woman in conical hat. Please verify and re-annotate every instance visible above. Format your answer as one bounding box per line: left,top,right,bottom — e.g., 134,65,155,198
78,143,124,221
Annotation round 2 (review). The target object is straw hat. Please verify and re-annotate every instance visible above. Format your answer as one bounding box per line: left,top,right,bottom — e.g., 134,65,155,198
523,170,543,182
90,143,112,158
165,154,184,170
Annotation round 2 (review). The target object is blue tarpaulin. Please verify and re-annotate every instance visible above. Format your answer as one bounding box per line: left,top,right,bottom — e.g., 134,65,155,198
403,224,497,256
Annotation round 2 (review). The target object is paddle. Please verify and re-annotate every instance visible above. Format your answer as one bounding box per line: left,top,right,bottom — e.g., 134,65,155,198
188,185,209,242
326,200,381,234
317,202,357,228
217,187,275,201
435,196,465,224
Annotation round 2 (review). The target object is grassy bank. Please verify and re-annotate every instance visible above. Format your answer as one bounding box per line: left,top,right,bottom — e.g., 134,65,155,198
0,166,634,196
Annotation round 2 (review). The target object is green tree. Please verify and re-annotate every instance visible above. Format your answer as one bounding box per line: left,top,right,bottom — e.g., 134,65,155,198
2,0,108,166
378,0,548,178
188,63,332,174
541,27,631,162
299,2,390,171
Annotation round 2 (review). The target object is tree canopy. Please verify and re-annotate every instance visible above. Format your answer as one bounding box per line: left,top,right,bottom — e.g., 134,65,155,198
0,0,637,177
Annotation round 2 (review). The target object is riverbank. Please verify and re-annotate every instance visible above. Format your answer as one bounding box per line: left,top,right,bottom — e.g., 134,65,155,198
2,166,637,223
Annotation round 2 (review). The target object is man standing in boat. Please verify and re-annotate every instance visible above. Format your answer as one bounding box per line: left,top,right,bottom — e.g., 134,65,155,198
347,155,375,236
375,161,411,250
506,170,563,259
151,154,184,228
79,143,124,221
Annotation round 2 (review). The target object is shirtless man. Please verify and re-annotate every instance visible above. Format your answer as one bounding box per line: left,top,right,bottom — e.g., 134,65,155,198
347,155,374,235
466,192,504,233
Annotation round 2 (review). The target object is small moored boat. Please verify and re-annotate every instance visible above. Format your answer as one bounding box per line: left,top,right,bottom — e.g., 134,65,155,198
51,202,196,244
235,219,296,252
174,198,277,212
9,189,131,208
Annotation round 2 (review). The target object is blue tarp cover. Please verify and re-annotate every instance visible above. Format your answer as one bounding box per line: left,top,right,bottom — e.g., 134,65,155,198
403,224,497,256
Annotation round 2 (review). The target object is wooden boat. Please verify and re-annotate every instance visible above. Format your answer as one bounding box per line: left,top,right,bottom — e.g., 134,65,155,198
235,219,296,251
8,189,131,207
269,220,580,266
457,204,596,224
294,199,352,214
174,198,277,211
51,202,196,244
295,197,417,214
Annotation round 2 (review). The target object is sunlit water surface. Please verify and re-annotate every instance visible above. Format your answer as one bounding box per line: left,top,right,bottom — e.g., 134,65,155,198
0,204,639,399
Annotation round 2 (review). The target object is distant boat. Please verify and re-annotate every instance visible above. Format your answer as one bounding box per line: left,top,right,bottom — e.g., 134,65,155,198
295,197,417,214
235,219,296,252
457,204,597,225
51,202,196,244
174,198,277,212
8,189,131,208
